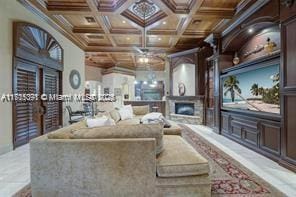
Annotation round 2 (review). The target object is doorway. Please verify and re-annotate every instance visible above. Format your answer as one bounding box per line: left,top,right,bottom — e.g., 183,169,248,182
12,22,63,148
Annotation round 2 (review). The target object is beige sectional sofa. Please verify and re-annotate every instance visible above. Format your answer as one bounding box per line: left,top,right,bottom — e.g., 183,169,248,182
30,107,211,197
109,105,182,136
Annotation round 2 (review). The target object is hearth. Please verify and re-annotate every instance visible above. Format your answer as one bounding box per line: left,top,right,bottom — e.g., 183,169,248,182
175,103,194,116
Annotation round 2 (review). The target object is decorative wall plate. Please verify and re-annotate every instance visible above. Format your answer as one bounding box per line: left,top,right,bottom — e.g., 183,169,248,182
69,69,81,89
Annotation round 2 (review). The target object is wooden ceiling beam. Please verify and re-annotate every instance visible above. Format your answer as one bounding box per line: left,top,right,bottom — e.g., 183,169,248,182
195,7,235,19
170,0,206,48
85,0,117,47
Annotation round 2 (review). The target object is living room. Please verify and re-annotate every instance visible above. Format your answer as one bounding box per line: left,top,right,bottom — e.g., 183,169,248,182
0,0,296,196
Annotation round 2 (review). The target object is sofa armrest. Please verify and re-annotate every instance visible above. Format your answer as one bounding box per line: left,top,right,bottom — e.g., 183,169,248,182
30,137,156,197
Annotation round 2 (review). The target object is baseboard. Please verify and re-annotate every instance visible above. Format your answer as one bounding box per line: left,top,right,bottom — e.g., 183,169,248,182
0,143,13,155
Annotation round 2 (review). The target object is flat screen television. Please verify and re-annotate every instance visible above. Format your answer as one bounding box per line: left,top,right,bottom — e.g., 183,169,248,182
222,64,280,114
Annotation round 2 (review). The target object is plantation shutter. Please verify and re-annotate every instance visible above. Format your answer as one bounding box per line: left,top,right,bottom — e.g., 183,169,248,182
14,59,40,147
43,69,61,133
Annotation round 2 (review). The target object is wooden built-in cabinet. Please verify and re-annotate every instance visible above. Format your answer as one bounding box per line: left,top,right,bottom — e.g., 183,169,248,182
204,0,296,171
221,111,281,160
279,1,296,171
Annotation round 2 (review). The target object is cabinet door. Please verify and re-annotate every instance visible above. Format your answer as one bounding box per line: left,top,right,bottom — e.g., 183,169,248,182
281,4,296,170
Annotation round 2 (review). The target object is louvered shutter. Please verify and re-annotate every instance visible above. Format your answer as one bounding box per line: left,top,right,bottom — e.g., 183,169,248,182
14,59,40,147
43,69,61,133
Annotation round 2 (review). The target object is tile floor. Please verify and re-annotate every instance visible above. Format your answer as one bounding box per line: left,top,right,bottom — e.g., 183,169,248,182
0,144,30,197
0,125,295,196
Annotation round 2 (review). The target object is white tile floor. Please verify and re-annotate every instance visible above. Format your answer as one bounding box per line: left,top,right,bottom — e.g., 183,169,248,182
0,125,295,197
0,144,30,197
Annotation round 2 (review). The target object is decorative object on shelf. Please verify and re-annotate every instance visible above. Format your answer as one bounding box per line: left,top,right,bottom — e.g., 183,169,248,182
264,37,277,55
69,69,81,89
281,0,295,7
233,52,240,65
243,44,264,58
178,82,186,96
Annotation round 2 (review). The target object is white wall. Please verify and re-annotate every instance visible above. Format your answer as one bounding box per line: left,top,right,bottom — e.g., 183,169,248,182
85,66,102,82
0,0,85,154
172,64,195,96
102,73,135,108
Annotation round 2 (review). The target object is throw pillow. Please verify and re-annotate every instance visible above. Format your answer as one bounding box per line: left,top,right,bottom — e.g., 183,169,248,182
162,117,172,128
86,117,115,128
141,112,164,122
118,108,133,120
109,109,121,122
123,104,133,115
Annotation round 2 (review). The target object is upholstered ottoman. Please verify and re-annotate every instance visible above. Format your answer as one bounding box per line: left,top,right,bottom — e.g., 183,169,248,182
156,135,211,197
163,120,182,136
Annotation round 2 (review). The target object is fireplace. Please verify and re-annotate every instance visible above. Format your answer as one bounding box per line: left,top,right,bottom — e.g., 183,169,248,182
175,103,194,116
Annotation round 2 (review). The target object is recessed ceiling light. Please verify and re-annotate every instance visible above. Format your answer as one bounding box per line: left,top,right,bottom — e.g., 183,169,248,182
85,17,95,23
126,37,130,40
122,20,126,24
248,28,254,33
162,21,167,25
158,38,162,41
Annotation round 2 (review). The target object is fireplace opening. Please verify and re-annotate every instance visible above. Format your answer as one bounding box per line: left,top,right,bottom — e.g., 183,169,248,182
175,103,194,116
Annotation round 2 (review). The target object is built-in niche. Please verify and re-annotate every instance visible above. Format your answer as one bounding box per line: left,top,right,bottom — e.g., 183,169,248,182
172,63,195,96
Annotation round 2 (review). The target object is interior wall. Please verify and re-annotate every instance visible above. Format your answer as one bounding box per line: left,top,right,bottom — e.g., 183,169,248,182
172,63,195,96
85,66,102,82
102,73,135,108
0,0,85,154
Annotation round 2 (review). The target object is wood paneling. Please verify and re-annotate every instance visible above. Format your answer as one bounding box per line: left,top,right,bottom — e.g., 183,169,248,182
18,0,246,70
222,111,281,161
280,1,296,172
285,96,296,160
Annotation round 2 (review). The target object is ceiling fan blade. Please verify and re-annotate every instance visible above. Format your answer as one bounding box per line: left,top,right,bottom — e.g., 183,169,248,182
133,46,144,54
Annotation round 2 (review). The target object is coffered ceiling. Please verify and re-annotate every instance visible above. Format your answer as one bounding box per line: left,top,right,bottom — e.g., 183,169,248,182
19,0,244,70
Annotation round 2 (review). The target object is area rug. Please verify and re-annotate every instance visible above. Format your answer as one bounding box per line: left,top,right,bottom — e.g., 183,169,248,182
180,124,284,197
14,125,284,197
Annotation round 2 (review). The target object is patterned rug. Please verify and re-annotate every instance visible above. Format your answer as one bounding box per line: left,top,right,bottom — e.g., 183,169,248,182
14,125,284,197
180,125,284,197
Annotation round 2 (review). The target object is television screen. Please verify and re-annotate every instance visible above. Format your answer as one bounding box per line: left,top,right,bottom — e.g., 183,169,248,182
222,64,280,114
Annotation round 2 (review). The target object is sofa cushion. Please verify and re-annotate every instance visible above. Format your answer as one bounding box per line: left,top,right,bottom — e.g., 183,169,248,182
156,135,209,177
47,121,86,139
117,118,140,125
109,109,121,122
72,123,164,155
132,105,150,115
163,120,182,136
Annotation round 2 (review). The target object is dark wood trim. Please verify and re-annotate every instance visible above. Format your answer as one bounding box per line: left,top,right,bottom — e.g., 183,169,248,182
167,96,205,100
221,52,280,74
167,48,200,58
